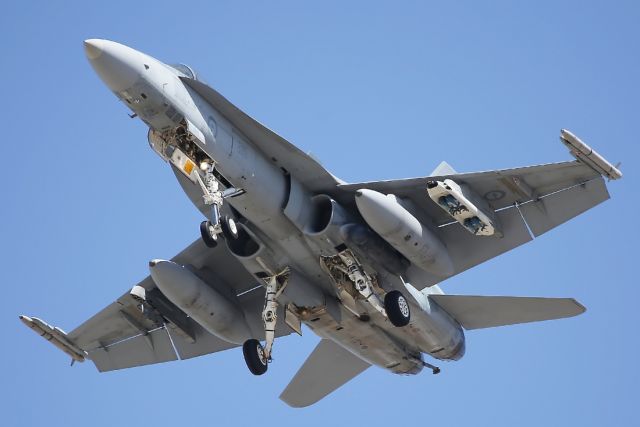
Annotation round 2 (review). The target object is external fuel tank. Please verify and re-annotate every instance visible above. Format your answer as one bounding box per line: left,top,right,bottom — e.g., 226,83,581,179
355,189,454,277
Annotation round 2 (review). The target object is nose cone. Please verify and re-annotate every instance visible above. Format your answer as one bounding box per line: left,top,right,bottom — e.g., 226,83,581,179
84,38,142,92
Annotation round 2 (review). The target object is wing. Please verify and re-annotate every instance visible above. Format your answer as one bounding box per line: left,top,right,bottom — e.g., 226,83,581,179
28,239,292,372
337,160,611,289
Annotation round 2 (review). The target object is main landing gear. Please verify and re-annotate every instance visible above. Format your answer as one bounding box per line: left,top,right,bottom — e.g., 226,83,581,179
384,290,411,327
242,339,268,375
242,271,289,376
336,249,412,327
337,250,386,317
196,162,240,248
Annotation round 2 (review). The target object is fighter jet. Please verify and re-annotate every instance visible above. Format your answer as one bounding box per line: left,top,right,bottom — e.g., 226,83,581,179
20,39,622,407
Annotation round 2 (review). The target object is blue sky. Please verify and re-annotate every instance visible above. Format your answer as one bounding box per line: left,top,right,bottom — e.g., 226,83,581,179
2,1,638,425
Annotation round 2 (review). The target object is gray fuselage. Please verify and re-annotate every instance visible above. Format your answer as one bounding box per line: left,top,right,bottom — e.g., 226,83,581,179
88,40,465,375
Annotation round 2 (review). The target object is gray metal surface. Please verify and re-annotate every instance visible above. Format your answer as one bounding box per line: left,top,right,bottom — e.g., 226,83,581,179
519,176,609,237
337,161,607,289
88,328,177,372
149,260,252,344
429,160,457,176
338,160,601,220
67,238,293,372
280,339,370,407
23,40,619,404
429,295,586,330
181,77,342,192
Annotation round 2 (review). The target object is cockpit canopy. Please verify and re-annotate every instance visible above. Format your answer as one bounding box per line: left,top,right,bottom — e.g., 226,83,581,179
167,63,201,81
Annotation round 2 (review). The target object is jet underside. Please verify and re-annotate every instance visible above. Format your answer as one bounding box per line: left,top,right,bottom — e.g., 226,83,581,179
20,39,621,407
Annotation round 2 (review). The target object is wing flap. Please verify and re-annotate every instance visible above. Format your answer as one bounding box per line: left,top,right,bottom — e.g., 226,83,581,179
439,206,532,274
67,277,160,350
88,328,177,372
519,176,609,237
429,295,586,330
168,323,237,360
280,339,370,407
406,206,533,288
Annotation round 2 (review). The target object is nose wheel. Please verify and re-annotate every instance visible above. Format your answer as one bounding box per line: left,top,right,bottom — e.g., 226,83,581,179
220,215,239,240
199,216,241,247
199,221,219,248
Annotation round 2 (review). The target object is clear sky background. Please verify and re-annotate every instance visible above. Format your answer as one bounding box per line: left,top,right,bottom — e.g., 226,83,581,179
1,1,638,426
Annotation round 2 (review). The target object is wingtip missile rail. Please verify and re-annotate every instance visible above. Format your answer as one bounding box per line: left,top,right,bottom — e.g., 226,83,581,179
19,315,86,363
560,129,622,180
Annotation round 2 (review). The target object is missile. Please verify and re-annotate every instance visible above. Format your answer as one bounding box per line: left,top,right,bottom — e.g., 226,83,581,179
560,129,622,180
149,260,251,344
19,315,86,362
355,189,454,277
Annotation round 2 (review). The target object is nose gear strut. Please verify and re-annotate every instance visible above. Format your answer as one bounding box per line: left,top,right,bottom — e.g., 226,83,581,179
196,163,224,235
195,163,245,246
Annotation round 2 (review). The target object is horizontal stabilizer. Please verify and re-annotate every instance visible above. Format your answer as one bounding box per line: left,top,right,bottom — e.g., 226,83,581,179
280,339,370,407
429,295,585,330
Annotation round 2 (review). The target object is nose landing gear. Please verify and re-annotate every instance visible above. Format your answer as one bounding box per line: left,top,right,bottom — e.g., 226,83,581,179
195,162,242,246
199,220,220,248
220,215,239,240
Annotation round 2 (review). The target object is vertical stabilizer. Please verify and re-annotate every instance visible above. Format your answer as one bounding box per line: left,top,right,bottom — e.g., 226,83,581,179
430,161,457,176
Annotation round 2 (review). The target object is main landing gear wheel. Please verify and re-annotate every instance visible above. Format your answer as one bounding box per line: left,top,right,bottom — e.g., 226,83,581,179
243,339,268,375
199,221,219,248
221,215,239,240
385,290,411,327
